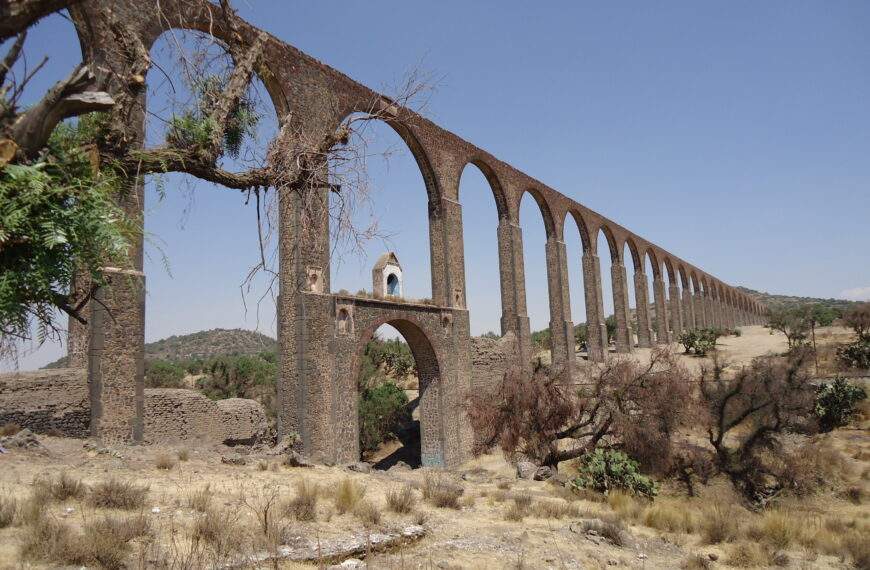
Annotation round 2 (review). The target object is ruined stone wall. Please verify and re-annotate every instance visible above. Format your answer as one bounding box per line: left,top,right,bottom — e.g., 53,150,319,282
143,390,268,445
0,370,267,445
470,333,518,395
0,369,90,437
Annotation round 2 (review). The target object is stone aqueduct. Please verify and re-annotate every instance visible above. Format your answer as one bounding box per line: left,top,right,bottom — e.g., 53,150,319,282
63,0,765,468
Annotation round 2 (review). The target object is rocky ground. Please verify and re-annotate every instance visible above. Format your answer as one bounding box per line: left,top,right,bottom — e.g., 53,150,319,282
0,326,867,569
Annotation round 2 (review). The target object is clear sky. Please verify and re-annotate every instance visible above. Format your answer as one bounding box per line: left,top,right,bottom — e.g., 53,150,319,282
6,1,870,370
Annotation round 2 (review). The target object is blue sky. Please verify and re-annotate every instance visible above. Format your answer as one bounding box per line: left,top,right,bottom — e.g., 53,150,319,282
6,1,870,369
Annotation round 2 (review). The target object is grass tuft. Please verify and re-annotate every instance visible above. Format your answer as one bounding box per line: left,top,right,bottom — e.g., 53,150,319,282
700,503,740,544
333,478,365,514
353,498,382,526
154,454,175,470
187,484,212,512
285,478,319,521
87,478,148,510
386,484,415,514
0,493,17,528
422,472,463,509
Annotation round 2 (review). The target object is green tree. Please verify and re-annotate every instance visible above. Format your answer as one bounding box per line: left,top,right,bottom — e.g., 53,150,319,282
358,382,410,454
767,307,811,350
144,360,185,388
1,114,135,354
844,303,870,342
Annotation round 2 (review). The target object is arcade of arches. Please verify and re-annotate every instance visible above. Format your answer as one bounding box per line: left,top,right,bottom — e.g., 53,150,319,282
65,0,767,468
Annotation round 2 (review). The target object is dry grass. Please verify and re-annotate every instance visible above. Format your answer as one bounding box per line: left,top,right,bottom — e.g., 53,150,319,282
19,511,150,568
726,541,771,568
746,510,800,550
333,477,366,514
353,498,382,526
700,503,740,544
19,484,51,525
0,422,20,436
386,484,415,514
34,472,86,502
257,460,269,471
422,472,463,509
154,453,175,470
0,493,16,528
578,517,626,546
529,499,581,519
844,531,870,570
504,501,526,522
192,507,243,559
177,448,190,461
681,553,713,570
643,501,697,534
186,484,212,512
606,490,645,522
87,478,148,510
285,478,319,521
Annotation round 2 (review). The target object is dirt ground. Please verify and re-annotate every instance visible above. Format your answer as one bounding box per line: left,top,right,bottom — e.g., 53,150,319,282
0,326,867,569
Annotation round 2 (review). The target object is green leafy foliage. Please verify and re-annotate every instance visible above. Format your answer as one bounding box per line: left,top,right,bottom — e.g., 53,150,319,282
358,382,410,454
197,352,277,417
605,315,617,344
677,328,722,356
165,75,259,160
0,113,134,346
144,360,185,388
815,377,867,432
360,337,416,386
571,448,658,499
531,328,551,350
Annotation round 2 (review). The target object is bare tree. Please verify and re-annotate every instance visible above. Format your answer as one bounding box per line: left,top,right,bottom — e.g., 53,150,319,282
467,348,693,470
698,349,817,503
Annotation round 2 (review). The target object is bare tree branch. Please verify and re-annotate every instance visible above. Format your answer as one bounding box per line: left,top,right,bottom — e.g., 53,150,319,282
0,0,81,42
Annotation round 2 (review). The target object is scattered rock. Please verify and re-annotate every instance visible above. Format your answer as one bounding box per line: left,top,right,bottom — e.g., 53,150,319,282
460,467,493,483
388,461,411,472
346,461,371,474
284,450,313,468
327,559,366,569
516,460,537,479
0,428,43,450
83,441,124,458
221,453,247,466
708,552,719,561
533,466,556,481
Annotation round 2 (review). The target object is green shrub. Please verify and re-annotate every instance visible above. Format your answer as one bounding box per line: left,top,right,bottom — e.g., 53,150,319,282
359,382,409,454
144,360,186,388
678,328,721,356
571,448,658,499
837,341,870,370
815,377,867,432
678,330,697,354
197,353,277,416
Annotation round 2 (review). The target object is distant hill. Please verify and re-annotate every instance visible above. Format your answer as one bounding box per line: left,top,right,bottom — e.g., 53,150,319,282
43,328,277,369
737,287,858,313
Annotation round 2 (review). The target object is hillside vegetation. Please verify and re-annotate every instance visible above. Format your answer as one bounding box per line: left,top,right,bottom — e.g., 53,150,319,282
738,286,857,313
44,328,277,369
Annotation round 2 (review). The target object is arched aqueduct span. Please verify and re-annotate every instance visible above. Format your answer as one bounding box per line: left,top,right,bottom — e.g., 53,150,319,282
65,0,766,468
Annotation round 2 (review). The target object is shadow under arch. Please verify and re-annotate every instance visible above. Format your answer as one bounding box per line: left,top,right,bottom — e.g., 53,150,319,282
352,317,443,469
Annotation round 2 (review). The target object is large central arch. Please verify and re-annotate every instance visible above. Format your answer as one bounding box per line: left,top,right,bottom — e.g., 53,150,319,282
352,318,443,468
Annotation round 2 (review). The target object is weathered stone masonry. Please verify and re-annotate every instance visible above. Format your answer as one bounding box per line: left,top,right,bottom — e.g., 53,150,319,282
63,0,766,465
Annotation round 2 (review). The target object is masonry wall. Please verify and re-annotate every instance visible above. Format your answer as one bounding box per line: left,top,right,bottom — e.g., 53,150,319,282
0,369,90,437
0,370,267,445
469,333,518,395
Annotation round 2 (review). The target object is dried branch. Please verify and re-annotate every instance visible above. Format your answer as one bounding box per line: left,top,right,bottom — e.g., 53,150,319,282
0,0,81,42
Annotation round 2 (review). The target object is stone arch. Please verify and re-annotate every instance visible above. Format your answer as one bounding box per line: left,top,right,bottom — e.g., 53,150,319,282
568,210,593,252
337,110,442,211
645,248,662,279
460,159,509,221
663,257,678,286
352,317,444,468
517,188,557,238
624,237,643,272
596,224,621,263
